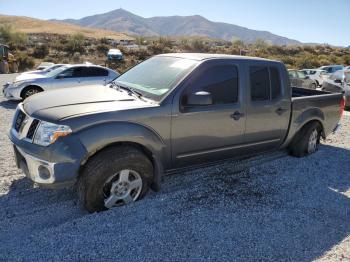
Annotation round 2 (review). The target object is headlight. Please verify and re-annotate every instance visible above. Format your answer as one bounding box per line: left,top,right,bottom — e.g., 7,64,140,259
33,121,72,146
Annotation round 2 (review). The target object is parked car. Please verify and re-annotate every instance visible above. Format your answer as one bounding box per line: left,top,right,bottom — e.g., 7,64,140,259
107,49,123,61
288,69,317,89
322,69,350,108
2,64,119,100
22,64,66,76
9,54,344,212
318,65,344,74
301,69,328,86
36,62,55,71
344,66,350,70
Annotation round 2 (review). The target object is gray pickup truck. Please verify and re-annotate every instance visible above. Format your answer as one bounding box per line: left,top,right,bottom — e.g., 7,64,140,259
9,53,344,212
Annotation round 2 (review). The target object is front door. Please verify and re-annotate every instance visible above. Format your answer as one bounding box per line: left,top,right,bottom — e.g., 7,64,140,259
171,61,246,168
51,67,83,89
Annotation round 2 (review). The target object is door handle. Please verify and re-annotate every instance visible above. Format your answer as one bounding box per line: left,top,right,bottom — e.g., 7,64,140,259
230,111,244,120
276,107,288,115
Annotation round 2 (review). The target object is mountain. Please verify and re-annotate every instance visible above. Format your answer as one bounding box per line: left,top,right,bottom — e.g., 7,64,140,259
0,14,133,40
52,9,301,45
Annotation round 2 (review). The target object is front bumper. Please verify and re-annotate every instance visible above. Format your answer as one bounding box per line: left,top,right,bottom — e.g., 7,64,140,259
3,84,22,100
9,106,87,188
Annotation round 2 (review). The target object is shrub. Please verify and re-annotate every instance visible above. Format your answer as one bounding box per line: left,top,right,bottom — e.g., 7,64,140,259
16,53,35,71
66,33,85,54
32,44,49,59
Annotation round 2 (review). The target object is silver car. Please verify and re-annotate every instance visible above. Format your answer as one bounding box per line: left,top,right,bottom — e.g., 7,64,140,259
322,70,350,107
3,64,119,100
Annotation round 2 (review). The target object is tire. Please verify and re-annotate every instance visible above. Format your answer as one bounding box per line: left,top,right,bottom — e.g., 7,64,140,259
310,82,317,89
289,122,321,157
77,146,153,213
21,86,43,99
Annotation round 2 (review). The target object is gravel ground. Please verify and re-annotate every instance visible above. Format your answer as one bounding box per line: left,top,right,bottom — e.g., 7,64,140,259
0,74,349,261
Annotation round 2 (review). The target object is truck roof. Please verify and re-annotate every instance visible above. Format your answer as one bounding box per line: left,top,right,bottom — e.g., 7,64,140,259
157,53,278,62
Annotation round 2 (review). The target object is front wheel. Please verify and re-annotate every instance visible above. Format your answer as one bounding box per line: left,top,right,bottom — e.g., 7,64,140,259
21,86,42,99
78,146,153,212
310,82,317,89
289,122,321,157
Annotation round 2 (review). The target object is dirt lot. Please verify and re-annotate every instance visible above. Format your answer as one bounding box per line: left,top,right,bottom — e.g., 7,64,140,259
0,74,349,261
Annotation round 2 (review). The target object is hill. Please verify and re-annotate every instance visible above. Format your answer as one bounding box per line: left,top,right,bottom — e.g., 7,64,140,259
53,8,301,45
0,14,134,40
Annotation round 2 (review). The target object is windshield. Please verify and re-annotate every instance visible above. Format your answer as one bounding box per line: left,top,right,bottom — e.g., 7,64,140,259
45,66,69,78
44,64,64,73
115,56,199,101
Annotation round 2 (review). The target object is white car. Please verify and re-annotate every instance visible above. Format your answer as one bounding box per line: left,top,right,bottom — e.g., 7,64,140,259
322,70,350,108
107,49,123,61
3,64,119,100
301,69,328,86
344,66,350,70
318,65,344,74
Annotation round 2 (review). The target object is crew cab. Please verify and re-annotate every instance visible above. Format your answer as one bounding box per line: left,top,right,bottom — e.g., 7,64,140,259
9,54,344,212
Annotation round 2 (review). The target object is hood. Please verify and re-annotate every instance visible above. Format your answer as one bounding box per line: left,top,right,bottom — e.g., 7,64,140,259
15,73,46,82
23,85,154,121
21,70,46,75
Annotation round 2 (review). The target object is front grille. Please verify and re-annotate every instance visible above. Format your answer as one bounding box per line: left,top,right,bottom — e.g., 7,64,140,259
14,110,26,132
26,119,39,139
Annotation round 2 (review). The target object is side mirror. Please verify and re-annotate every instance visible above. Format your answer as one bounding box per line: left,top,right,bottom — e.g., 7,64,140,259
56,74,64,79
305,75,310,79
186,91,213,106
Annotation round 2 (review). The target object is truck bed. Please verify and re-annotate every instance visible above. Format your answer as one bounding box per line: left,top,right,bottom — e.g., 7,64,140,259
282,87,343,148
292,87,331,97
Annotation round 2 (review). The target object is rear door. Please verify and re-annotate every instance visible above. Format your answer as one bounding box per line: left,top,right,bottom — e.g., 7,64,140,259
171,60,246,167
244,63,291,151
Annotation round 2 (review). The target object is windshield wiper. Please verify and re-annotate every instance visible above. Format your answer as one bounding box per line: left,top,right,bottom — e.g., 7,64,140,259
110,81,143,99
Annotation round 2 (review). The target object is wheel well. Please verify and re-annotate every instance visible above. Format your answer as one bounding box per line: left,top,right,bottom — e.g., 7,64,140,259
296,120,325,141
20,85,44,98
79,142,155,175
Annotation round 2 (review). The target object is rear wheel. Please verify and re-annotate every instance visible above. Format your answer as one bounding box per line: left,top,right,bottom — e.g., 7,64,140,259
289,122,321,157
78,146,153,213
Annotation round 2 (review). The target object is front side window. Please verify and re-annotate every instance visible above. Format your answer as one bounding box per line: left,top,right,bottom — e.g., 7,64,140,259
182,64,239,105
250,66,270,101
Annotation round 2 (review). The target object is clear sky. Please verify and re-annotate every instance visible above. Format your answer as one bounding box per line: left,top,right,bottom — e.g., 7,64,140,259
0,0,349,46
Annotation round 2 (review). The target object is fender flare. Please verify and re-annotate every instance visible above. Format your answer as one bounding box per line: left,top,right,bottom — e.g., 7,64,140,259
77,121,167,191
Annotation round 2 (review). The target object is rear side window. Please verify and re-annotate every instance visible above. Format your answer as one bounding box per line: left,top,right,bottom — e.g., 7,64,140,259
80,67,109,77
270,67,281,99
250,66,282,101
250,66,270,101
184,64,239,105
